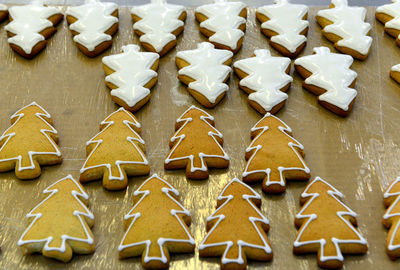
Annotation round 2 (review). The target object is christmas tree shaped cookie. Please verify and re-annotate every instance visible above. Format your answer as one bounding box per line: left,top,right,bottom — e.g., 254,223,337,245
102,44,159,112
243,113,310,194
4,0,63,58
18,175,95,262
383,177,400,260
0,102,62,179
294,46,358,117
118,174,195,269
80,108,150,190
316,0,372,60
391,64,400,85
131,0,186,56
294,177,368,269
233,49,293,114
377,0,400,47
165,106,229,180
66,0,119,57
0,4,8,22
199,178,273,269
195,0,247,53
256,0,309,58
176,42,233,108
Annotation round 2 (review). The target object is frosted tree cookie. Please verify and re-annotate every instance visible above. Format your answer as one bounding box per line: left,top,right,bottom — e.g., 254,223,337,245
376,0,400,47
383,177,400,260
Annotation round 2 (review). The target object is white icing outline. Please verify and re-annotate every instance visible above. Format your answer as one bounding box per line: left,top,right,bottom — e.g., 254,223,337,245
383,176,400,252
392,64,400,73
80,107,149,182
17,175,94,253
0,102,61,172
233,49,292,112
242,113,310,188
165,105,229,173
0,3,8,11
377,0,400,40
294,176,368,263
118,173,195,263
199,178,272,265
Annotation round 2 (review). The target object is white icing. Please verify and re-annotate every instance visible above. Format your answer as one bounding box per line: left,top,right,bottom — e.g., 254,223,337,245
317,0,372,55
102,44,159,108
18,175,94,252
0,4,7,11
66,0,118,52
294,46,357,111
199,178,272,265
294,176,367,263
5,1,61,54
383,177,400,251
118,174,195,263
131,0,185,53
392,64,400,72
242,113,310,187
233,49,292,112
195,0,246,50
80,107,148,181
0,102,61,172
257,0,308,53
165,105,229,172
377,0,400,32
176,42,233,103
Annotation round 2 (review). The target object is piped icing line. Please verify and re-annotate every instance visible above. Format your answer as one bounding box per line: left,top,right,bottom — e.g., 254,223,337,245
383,177,400,251
257,0,308,53
294,46,357,111
317,0,372,55
0,3,7,11
66,0,118,52
242,113,310,187
118,173,195,263
195,0,246,50
233,49,292,112
377,0,400,33
5,1,61,54
165,105,229,172
294,177,368,262
0,102,61,172
131,0,185,53
17,175,94,252
392,64,400,72
199,178,272,265
176,42,233,103
102,44,159,108
80,107,148,181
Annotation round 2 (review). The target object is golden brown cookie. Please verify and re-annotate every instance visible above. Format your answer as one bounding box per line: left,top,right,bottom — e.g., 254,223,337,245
383,177,400,260
0,4,8,22
199,178,273,270
0,102,62,179
118,174,195,269
18,175,95,262
164,106,229,180
376,1,400,47
294,177,368,269
391,64,400,85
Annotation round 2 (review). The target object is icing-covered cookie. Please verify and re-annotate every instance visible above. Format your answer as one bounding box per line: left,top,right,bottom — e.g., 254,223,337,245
66,0,119,57
102,44,159,112
383,177,400,260
391,64,400,84
376,0,400,48
131,0,186,56
256,0,309,58
316,0,372,60
294,46,358,117
176,42,233,108
233,49,292,114
195,0,247,53
5,1,63,58
0,4,8,22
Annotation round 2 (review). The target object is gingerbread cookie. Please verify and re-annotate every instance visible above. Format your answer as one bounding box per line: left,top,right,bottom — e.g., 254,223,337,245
391,64,400,84
18,175,95,262
0,4,8,22
316,0,372,60
294,177,368,269
102,44,159,112
383,177,400,260
0,102,62,179
66,0,119,57
80,108,150,190
131,0,186,56
5,1,63,59
199,178,273,269
118,174,195,269
377,0,400,47
243,113,310,194
256,0,309,58
233,49,292,114
195,0,247,53
176,42,233,108
294,46,358,117
165,106,229,180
